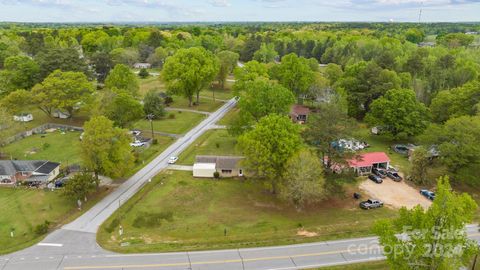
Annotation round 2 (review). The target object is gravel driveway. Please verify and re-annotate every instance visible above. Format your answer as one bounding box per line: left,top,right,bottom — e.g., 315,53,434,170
360,178,432,209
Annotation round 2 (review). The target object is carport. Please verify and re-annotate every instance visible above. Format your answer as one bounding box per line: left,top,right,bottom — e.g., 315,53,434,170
348,152,390,175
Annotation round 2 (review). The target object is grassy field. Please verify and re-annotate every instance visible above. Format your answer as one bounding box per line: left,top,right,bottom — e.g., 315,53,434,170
177,129,240,165
138,76,166,97
134,111,206,135
316,261,388,269
1,130,82,165
0,187,110,254
217,107,239,126
169,95,225,112
97,170,397,253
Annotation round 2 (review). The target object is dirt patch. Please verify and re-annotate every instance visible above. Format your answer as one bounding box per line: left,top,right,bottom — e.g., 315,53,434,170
360,178,432,210
297,230,318,237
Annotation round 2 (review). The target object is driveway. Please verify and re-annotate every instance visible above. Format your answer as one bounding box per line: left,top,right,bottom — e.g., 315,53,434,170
360,178,432,209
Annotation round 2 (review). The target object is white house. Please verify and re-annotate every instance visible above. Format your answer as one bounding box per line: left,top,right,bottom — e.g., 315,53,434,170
13,113,33,122
193,156,244,178
133,63,151,69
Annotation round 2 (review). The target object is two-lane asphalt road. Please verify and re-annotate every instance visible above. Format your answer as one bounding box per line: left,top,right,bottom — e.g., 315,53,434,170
2,225,480,270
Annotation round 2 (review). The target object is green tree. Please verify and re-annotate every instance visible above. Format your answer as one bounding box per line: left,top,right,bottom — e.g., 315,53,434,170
81,116,134,183
105,64,140,97
162,47,219,106
138,68,149,79
31,70,94,118
63,172,96,208
238,114,302,194
105,91,144,128
271,53,315,103
35,47,88,79
0,107,16,145
324,63,343,85
233,60,269,93
231,78,295,135
304,102,355,169
0,55,40,95
110,47,139,66
216,50,239,90
437,33,475,48
147,47,168,68
430,81,480,123
143,90,165,119
1,89,32,114
280,149,326,209
409,147,430,185
405,28,425,44
420,116,480,175
90,52,114,83
253,43,278,63
366,88,430,138
374,176,478,270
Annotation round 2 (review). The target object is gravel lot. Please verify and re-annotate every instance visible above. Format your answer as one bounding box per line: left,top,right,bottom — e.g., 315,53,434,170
359,177,432,209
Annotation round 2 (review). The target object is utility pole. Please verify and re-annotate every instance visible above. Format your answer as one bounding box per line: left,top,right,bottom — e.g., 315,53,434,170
418,1,423,23
146,113,155,141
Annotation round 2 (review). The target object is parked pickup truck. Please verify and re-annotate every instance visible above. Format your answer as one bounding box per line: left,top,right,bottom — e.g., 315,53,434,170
359,199,384,210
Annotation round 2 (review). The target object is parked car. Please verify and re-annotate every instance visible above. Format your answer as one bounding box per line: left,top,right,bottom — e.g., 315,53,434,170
387,171,403,182
130,140,146,147
130,129,142,136
392,144,416,155
54,177,69,188
372,167,387,178
420,190,435,201
168,156,178,164
359,199,384,209
368,174,383,184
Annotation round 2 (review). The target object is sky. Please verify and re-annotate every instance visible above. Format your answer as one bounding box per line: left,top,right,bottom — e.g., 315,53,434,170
0,0,479,23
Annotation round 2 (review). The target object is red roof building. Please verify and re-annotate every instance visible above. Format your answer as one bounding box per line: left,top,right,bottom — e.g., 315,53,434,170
347,152,390,175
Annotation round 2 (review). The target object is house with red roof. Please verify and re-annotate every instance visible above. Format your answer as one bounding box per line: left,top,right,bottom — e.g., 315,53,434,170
347,152,390,175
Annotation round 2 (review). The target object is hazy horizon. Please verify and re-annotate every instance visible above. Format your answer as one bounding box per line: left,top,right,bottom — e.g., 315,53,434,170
0,0,479,23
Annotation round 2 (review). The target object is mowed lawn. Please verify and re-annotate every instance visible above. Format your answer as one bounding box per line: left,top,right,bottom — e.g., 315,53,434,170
169,95,225,112
177,129,240,165
134,111,206,135
98,171,397,253
1,130,82,165
0,187,110,254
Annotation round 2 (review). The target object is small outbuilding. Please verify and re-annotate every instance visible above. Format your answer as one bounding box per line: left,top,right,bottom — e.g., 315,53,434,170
133,63,151,69
290,105,310,124
193,155,244,178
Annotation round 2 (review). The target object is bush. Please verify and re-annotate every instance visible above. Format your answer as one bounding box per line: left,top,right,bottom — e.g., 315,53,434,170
168,113,175,119
215,142,220,148
105,218,120,233
213,171,220,179
164,96,173,106
138,68,149,78
34,220,51,235
152,139,158,145
42,143,50,150
132,211,174,228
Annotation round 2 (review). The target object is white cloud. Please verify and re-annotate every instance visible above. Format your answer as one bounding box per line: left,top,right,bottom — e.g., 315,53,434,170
210,0,230,7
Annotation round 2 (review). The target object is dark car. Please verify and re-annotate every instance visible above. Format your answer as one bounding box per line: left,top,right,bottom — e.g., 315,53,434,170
359,199,384,210
420,190,435,201
387,171,403,182
372,167,387,178
368,174,383,184
54,177,69,188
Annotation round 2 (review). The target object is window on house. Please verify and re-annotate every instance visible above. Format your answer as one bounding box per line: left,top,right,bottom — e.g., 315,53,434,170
221,170,232,174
